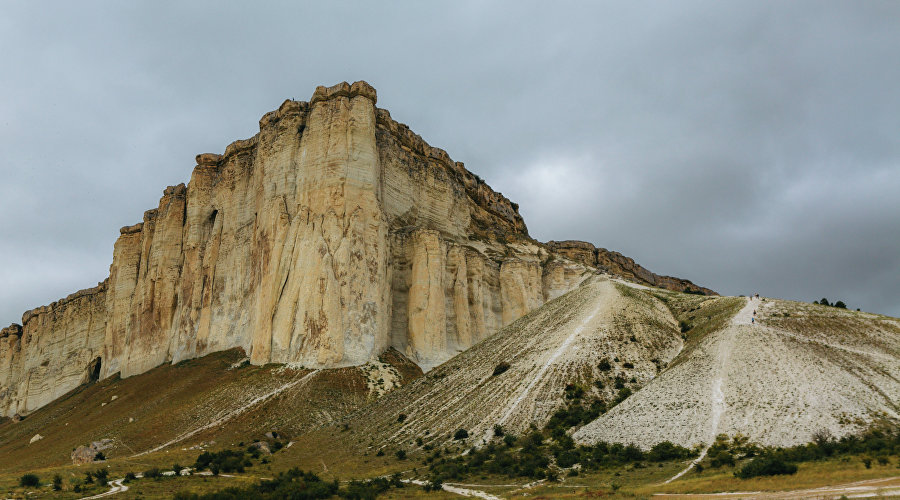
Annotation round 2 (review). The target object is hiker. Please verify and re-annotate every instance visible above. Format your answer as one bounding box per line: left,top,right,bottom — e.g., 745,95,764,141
751,317,755,324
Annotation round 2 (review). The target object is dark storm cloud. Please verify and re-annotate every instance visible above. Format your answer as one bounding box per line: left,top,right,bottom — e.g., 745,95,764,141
2,0,898,325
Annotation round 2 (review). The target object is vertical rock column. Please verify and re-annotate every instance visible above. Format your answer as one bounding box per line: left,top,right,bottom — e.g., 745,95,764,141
264,81,391,367
406,229,447,369
500,260,544,326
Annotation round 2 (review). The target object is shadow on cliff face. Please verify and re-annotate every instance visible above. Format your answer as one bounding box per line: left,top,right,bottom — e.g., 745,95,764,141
85,356,102,384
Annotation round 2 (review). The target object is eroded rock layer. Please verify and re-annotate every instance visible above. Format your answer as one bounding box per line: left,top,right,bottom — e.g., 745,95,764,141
547,240,716,295
2,81,599,417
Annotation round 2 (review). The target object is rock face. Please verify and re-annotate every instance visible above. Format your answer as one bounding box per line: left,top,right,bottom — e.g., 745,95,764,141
547,240,716,295
0,81,711,418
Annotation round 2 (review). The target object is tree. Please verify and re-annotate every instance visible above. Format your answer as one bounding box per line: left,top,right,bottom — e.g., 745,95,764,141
834,300,847,309
819,298,830,306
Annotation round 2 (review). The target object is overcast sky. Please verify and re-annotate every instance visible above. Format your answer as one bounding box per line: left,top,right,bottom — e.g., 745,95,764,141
1,1,898,326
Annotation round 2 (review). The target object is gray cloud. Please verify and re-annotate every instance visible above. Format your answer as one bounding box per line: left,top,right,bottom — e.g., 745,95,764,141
2,0,898,325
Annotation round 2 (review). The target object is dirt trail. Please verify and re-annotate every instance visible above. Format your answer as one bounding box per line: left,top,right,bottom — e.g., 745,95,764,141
405,479,502,499
133,369,319,456
78,478,128,499
482,298,606,443
665,301,746,483
654,475,900,499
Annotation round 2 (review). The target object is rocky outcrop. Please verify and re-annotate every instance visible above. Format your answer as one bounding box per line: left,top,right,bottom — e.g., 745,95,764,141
1,283,107,417
547,240,716,295
0,81,708,418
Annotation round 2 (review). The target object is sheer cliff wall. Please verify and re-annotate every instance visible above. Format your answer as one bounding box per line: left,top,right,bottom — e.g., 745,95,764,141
1,81,590,417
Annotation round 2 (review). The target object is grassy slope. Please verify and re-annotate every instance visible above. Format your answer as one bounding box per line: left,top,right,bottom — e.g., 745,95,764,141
0,347,421,476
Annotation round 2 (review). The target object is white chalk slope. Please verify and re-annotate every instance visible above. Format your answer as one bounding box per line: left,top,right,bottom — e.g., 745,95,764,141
574,295,900,448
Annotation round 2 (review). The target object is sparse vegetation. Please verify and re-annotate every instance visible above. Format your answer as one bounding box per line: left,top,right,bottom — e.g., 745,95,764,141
195,448,254,474
814,297,848,309
172,467,403,499
492,361,511,376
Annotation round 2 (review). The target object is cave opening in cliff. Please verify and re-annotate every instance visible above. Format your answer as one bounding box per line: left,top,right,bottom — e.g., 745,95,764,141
87,357,101,383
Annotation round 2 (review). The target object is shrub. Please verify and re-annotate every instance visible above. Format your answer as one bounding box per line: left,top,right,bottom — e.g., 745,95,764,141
123,471,136,483
52,474,62,491
623,362,634,369
397,413,407,423
709,449,735,468
376,449,385,456
614,387,632,404
564,383,584,400
863,457,872,468
84,470,94,483
492,362,511,376
144,467,161,479
647,441,693,462
597,359,612,371
614,376,625,389
735,455,798,478
94,468,109,483
19,473,40,487
493,424,505,437
395,449,407,460
422,477,443,492
454,429,469,440
95,451,106,461
173,463,183,475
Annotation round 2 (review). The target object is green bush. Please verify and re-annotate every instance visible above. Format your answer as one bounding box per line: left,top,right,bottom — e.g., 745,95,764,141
144,467,161,479
597,359,612,371
93,468,109,483
735,455,797,478
395,449,406,460
19,473,40,487
647,441,693,462
52,474,62,491
195,449,252,473
454,429,469,440
614,387,632,404
709,449,735,468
